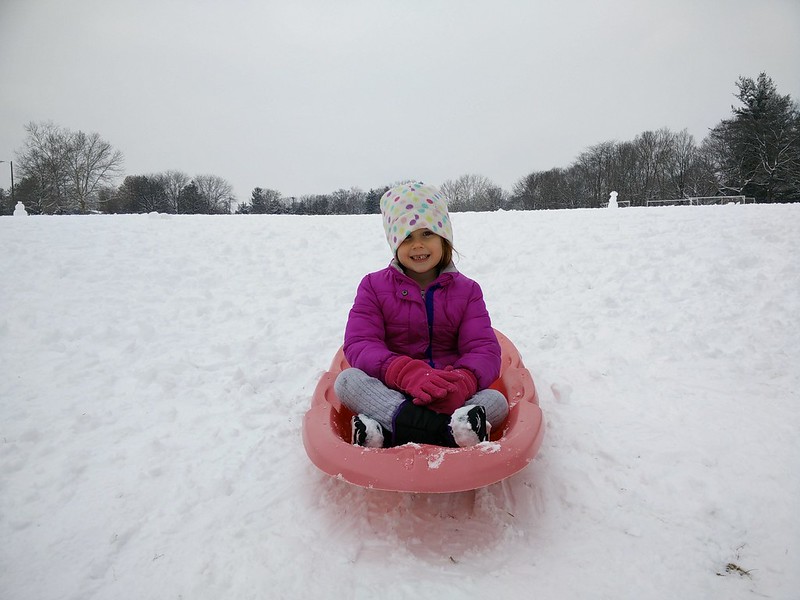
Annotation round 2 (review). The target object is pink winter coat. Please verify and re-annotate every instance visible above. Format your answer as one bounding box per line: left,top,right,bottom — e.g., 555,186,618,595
343,261,501,390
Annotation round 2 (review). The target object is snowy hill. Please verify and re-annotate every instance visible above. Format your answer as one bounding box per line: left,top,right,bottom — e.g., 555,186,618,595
1,205,798,600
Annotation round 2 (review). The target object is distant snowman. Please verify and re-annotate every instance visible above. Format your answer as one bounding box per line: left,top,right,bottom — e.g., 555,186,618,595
608,191,618,209
13,201,28,216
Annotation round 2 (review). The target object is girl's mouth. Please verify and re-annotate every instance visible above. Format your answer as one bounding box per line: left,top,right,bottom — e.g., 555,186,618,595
411,254,430,262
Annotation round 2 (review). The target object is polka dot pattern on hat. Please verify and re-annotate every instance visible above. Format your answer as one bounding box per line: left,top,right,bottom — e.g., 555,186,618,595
380,182,453,255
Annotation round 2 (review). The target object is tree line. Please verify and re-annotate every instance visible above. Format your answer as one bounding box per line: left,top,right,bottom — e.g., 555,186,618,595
514,73,799,209
2,73,797,216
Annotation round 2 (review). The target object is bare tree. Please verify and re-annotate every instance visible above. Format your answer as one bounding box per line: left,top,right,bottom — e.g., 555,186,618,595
16,121,70,213
574,141,617,207
329,187,366,214
153,170,190,213
194,174,235,214
631,129,675,205
567,129,705,206
66,130,124,213
512,168,575,210
16,121,123,214
440,174,504,211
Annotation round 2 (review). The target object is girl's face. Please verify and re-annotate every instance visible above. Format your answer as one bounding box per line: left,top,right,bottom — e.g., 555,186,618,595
396,228,444,286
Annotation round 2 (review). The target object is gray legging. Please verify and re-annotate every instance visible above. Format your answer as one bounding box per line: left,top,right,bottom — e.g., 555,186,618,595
334,368,509,432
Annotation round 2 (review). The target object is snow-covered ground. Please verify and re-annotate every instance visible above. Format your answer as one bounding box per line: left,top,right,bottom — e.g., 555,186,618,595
1,204,798,600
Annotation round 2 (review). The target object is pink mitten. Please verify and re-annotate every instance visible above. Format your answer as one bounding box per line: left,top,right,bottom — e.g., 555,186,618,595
384,356,456,404
425,366,479,414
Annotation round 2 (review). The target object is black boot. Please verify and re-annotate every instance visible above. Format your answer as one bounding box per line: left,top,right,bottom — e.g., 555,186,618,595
352,414,391,448
392,401,458,447
450,405,489,446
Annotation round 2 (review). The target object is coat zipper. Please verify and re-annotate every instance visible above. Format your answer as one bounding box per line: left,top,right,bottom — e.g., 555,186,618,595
423,284,441,366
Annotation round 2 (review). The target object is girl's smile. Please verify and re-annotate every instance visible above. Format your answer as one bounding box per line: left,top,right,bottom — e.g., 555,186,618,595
397,229,443,287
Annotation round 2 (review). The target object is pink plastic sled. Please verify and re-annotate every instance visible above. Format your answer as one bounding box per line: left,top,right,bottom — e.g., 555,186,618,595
302,330,545,493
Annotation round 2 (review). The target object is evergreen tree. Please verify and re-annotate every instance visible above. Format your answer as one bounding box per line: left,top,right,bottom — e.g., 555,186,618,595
0,188,10,216
177,182,203,214
706,73,800,202
237,188,284,214
250,187,267,213
264,189,284,214
12,176,44,214
364,187,388,214
116,175,169,213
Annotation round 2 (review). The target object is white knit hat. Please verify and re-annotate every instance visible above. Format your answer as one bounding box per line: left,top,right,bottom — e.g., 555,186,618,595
380,182,453,255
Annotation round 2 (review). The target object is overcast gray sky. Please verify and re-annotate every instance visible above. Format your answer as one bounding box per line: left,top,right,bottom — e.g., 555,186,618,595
2,0,799,201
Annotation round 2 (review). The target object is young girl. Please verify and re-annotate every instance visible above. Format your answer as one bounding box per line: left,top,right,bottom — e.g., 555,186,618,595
334,181,509,448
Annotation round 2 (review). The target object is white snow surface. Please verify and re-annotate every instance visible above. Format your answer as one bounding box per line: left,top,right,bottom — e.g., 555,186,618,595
1,205,799,600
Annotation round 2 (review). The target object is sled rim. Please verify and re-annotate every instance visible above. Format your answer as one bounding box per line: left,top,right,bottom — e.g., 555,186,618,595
302,330,544,493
